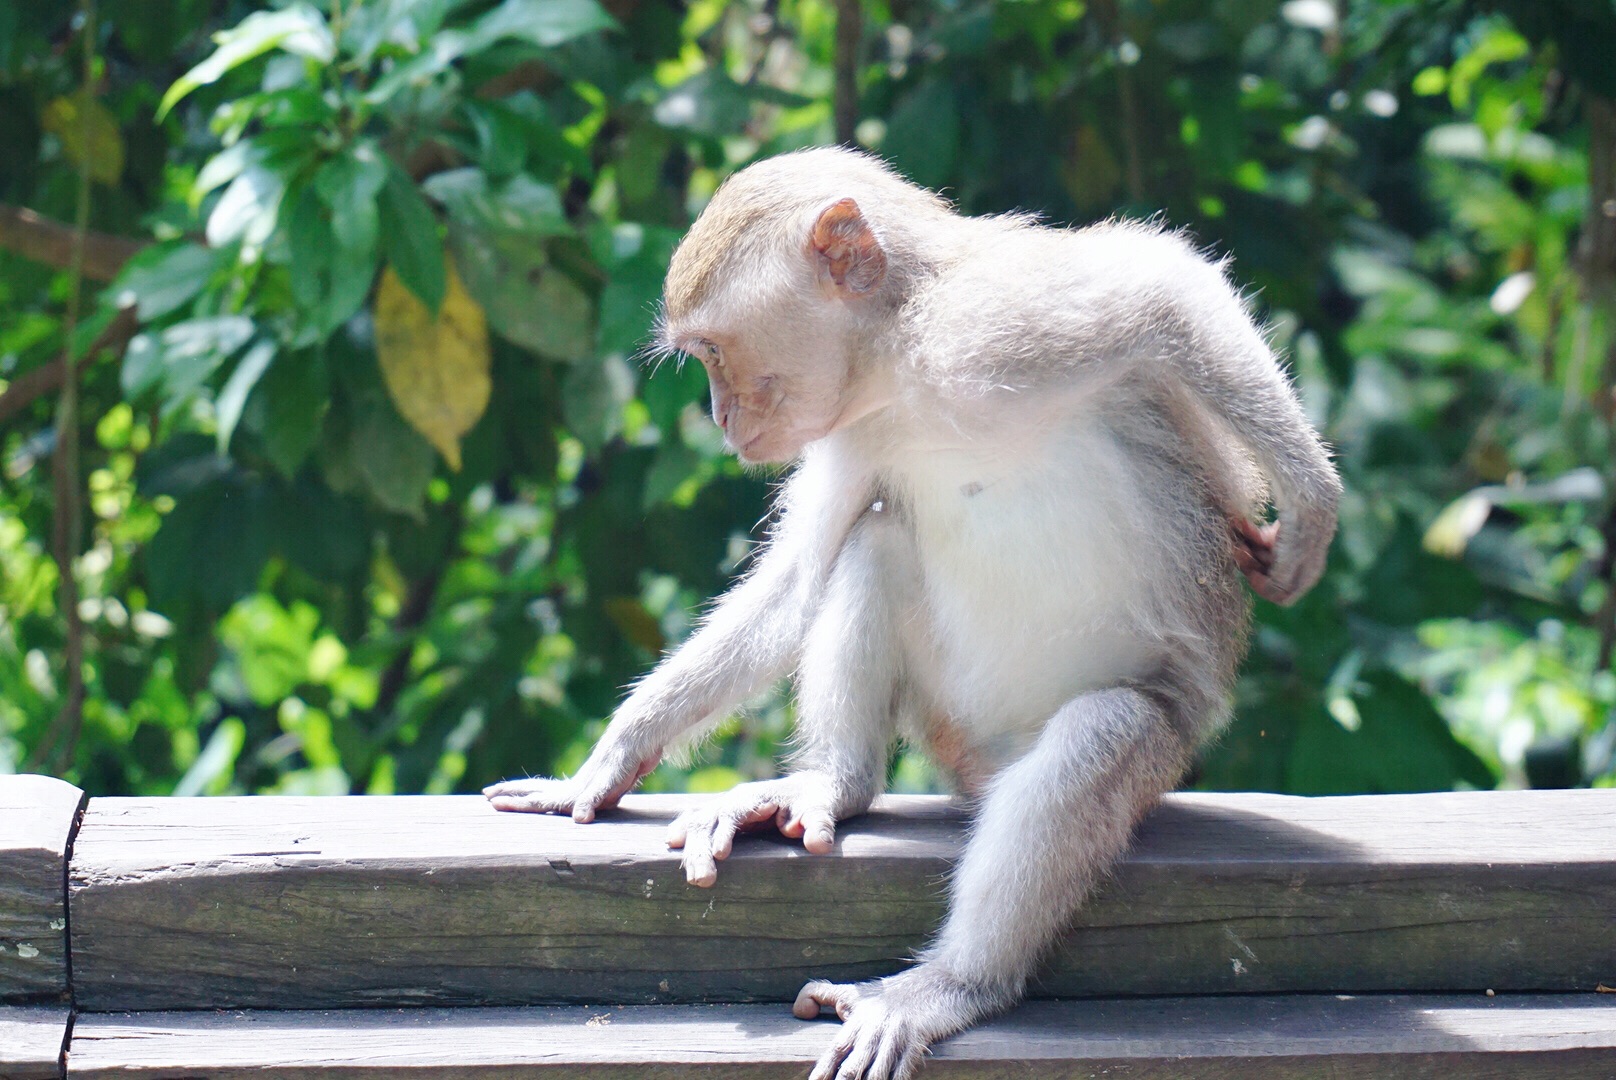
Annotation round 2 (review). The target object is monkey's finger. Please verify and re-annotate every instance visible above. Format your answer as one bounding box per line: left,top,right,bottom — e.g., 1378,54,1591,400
483,778,541,798
810,1026,859,1080
485,781,576,814
571,763,633,823
483,779,570,809
1231,525,1277,573
711,802,777,860
681,819,720,887
870,1027,905,1080
777,802,807,837
666,811,694,849
1231,542,1264,578
834,1023,881,1080
801,811,837,855
1243,566,1295,605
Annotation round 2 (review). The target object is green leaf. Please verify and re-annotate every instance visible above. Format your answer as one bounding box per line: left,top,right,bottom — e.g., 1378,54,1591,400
351,392,438,516
122,315,256,404
268,478,368,580
378,160,446,312
363,0,615,105
193,139,259,203
1288,671,1498,794
146,479,273,611
462,101,529,178
421,168,568,237
641,354,709,431
880,77,961,190
315,140,388,251
110,243,226,321
215,338,278,453
206,163,286,248
217,593,320,705
562,352,635,453
342,0,456,66
466,0,617,50
158,4,335,120
653,69,809,136
450,225,593,358
172,718,246,796
641,437,701,510
287,182,379,336
247,348,329,478
597,255,666,358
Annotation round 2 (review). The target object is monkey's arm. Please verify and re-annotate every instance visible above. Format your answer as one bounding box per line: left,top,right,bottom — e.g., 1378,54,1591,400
666,511,909,885
1166,269,1339,604
1099,238,1338,605
486,440,876,821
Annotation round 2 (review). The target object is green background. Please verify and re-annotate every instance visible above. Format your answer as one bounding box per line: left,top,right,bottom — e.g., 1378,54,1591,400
1,0,1614,800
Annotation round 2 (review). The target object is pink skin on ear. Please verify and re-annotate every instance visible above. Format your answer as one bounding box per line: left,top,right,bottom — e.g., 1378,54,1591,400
811,198,886,294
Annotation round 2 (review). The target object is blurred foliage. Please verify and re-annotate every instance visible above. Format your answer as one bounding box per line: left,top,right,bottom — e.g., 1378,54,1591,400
2,0,1615,798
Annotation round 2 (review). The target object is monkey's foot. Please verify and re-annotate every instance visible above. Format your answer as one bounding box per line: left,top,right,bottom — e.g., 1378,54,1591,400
666,771,851,887
794,967,1010,1080
484,745,660,823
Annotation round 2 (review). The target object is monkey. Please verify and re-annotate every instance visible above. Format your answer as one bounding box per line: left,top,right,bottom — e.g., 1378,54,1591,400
485,147,1340,1080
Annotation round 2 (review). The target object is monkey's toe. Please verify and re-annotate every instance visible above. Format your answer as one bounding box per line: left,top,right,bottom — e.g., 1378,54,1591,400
795,979,862,1021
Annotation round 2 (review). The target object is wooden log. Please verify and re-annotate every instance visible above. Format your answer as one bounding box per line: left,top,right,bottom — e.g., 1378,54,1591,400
0,776,85,1002
68,791,1616,1011
0,1005,69,1080
64,995,1616,1079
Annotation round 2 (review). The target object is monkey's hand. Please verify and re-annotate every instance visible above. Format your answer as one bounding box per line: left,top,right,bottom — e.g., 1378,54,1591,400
666,771,854,888
483,736,661,823
1232,514,1330,606
793,966,1010,1080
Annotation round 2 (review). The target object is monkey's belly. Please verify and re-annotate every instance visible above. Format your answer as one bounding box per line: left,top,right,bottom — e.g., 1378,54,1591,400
896,431,1170,754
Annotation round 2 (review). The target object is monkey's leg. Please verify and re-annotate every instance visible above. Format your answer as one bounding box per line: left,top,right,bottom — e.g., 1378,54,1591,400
668,512,907,887
795,684,1193,1080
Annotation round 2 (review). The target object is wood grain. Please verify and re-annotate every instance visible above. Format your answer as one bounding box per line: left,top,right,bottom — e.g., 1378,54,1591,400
0,776,85,1002
65,995,1616,1079
67,790,1616,1011
0,1005,69,1080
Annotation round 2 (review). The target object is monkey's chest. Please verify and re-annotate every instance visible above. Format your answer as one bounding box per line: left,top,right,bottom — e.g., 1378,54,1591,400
893,432,1167,742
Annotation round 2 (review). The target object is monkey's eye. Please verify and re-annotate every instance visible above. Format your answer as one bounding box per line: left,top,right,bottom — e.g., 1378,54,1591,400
691,340,723,367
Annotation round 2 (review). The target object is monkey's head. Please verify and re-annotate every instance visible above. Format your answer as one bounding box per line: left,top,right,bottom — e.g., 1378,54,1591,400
656,149,943,463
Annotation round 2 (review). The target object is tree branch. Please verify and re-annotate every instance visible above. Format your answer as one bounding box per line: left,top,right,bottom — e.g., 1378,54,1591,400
833,0,862,146
0,305,138,426
0,202,144,282
28,0,99,775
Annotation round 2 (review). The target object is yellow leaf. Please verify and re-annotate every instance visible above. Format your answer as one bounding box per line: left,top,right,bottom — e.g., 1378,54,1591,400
43,91,125,185
374,259,491,471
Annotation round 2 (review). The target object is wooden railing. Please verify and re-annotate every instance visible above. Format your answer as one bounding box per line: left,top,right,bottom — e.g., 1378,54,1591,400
3,774,1613,1077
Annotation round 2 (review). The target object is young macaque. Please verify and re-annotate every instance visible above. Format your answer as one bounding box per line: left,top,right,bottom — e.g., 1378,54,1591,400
487,148,1340,1079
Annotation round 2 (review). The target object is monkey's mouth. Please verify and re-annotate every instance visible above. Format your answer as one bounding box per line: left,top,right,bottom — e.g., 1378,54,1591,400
731,429,772,461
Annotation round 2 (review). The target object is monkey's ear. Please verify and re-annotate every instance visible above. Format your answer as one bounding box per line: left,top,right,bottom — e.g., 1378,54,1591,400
811,198,887,295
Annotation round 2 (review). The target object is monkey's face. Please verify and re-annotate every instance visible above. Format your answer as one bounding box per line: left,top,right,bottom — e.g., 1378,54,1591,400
675,301,863,465
659,193,893,464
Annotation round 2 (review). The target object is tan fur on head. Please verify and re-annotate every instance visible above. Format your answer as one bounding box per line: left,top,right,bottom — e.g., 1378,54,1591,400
661,147,948,325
